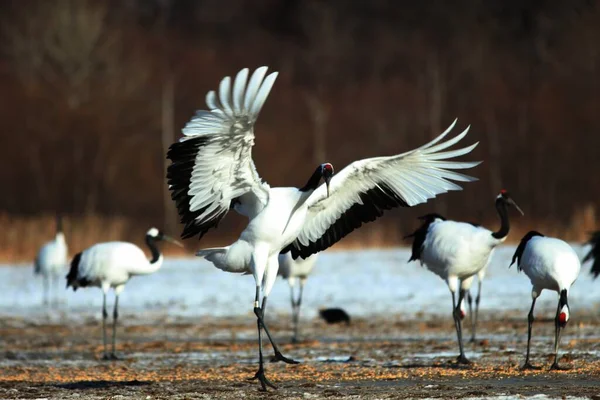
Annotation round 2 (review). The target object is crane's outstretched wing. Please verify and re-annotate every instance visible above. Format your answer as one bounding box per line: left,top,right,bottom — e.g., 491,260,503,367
283,120,481,258
167,67,275,239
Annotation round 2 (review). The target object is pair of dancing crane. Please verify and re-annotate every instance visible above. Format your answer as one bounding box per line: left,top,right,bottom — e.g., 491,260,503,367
60,67,583,390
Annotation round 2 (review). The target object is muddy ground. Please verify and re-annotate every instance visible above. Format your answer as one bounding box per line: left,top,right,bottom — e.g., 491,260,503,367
1,310,600,399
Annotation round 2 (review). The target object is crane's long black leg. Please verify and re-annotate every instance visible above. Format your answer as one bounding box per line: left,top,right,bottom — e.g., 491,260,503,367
52,274,59,307
550,300,568,370
101,293,109,360
467,291,475,343
110,295,119,360
257,297,298,364
43,275,49,306
453,289,471,364
289,285,299,343
250,286,276,390
292,283,304,344
522,297,540,370
473,280,482,343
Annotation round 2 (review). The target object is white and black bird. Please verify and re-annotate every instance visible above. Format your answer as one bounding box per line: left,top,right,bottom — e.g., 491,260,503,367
406,190,523,364
66,228,181,360
34,215,68,306
583,231,600,278
166,66,480,389
278,252,318,343
510,231,580,370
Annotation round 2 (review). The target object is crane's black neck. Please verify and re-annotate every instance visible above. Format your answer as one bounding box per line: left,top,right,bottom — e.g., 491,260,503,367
492,198,510,239
559,289,568,308
145,235,161,264
299,166,322,192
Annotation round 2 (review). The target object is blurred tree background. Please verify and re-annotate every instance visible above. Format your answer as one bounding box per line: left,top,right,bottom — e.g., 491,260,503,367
0,0,598,261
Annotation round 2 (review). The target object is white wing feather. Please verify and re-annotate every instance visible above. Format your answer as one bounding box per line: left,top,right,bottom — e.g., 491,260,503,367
286,121,480,257
167,67,276,239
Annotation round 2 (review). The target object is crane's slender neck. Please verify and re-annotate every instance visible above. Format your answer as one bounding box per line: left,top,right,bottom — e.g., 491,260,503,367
299,167,322,192
146,235,161,264
128,235,164,276
492,198,510,240
55,232,66,244
56,215,63,235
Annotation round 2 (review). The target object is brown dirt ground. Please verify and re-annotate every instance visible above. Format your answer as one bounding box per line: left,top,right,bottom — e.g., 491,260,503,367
1,310,600,399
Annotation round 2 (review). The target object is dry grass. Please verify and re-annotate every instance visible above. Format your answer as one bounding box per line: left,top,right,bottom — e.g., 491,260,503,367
0,207,597,264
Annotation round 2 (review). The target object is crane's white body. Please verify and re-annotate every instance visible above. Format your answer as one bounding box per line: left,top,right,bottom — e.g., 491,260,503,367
73,241,162,293
35,230,68,305
421,220,499,292
35,232,68,277
519,237,580,296
278,252,317,286
202,188,313,295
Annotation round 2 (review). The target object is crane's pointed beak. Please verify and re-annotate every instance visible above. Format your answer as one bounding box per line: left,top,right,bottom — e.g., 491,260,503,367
163,235,184,247
509,199,525,216
325,176,331,198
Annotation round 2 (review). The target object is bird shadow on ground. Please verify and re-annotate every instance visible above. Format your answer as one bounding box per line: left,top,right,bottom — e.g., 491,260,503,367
54,380,150,390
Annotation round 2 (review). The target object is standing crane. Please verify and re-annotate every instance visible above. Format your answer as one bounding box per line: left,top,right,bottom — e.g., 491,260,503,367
406,190,523,364
510,231,580,370
34,215,68,305
278,252,318,343
166,66,480,389
66,228,181,360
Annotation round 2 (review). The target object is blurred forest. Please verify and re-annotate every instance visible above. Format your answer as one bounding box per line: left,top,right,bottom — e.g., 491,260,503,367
0,0,598,261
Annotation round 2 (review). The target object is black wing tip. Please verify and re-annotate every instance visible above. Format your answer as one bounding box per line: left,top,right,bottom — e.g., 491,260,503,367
510,231,544,270
405,213,445,263
166,136,227,240
290,183,412,258
584,230,600,279
66,252,82,290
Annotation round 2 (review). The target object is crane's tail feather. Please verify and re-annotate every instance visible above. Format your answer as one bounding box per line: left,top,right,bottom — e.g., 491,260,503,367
584,231,600,278
66,252,82,291
196,246,249,274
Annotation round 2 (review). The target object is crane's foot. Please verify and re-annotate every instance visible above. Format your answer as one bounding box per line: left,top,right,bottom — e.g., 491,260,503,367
549,362,570,371
521,361,541,370
272,350,299,364
249,366,277,391
456,354,472,365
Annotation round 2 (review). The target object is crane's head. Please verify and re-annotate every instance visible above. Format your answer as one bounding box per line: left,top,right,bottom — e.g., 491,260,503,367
320,163,334,197
300,163,335,196
146,227,184,247
497,190,524,216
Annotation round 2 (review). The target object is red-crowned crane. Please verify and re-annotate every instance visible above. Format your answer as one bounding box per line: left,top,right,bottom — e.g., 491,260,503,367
66,228,181,360
406,190,523,364
166,66,480,389
511,231,580,370
34,215,68,306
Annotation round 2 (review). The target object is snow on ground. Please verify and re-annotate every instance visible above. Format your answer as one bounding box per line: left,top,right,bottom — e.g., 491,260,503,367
0,245,598,320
